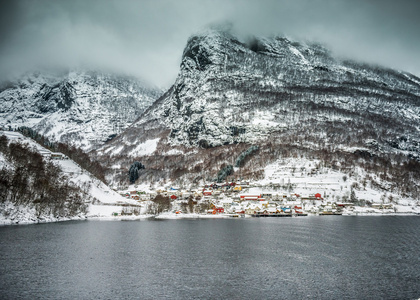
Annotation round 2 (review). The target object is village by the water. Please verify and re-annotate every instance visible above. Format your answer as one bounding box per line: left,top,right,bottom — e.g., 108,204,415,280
2,130,419,224
113,180,402,219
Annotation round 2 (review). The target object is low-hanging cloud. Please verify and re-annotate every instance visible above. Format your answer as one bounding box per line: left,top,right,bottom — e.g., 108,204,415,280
1,0,419,88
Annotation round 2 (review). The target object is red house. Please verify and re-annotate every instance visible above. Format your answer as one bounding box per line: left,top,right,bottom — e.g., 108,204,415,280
240,194,261,200
214,207,224,214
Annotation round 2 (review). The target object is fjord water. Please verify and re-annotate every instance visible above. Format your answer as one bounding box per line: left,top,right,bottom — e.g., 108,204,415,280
1,217,420,299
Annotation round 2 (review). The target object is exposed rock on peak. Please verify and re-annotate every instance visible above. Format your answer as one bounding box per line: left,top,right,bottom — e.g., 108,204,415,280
0,70,162,150
96,30,420,195
146,30,420,149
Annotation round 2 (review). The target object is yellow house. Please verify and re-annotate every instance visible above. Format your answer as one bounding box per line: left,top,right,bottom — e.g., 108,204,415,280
245,206,260,215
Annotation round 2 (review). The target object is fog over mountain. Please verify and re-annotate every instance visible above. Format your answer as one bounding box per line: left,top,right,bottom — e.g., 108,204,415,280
1,0,420,224
1,0,420,87
92,29,419,202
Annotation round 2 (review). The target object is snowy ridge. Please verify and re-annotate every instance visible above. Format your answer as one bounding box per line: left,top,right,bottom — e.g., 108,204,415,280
0,70,162,150
94,29,420,204
108,29,420,150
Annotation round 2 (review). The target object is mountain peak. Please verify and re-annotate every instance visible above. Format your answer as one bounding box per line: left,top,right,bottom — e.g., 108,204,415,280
124,30,420,151
0,69,162,150
181,29,244,73
91,31,419,200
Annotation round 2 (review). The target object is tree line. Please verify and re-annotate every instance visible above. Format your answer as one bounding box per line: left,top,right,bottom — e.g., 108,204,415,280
0,135,89,218
17,127,106,183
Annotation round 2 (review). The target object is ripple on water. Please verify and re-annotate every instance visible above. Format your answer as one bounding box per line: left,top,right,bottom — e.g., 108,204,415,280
0,217,420,299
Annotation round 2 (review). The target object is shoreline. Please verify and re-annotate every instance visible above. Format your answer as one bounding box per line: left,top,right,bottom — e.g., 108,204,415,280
1,211,419,226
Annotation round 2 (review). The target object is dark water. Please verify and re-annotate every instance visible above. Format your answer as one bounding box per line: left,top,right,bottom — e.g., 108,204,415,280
1,217,420,299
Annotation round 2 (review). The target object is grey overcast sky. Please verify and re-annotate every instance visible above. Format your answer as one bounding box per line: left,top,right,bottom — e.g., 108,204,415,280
0,0,419,88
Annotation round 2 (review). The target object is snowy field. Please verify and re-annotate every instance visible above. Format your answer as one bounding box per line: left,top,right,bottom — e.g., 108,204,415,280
255,157,418,207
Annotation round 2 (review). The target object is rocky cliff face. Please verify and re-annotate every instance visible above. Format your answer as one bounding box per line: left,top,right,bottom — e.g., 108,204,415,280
103,29,420,157
0,70,162,150
94,30,420,199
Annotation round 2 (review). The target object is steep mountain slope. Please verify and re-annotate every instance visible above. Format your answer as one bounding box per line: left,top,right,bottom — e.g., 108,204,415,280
95,30,420,199
0,70,162,150
0,131,141,224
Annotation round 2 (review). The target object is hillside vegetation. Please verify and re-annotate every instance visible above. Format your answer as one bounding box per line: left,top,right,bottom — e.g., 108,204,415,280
0,134,89,220
93,30,419,201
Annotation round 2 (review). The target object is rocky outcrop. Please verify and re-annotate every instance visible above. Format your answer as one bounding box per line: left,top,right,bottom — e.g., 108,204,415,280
122,29,420,156
0,70,162,150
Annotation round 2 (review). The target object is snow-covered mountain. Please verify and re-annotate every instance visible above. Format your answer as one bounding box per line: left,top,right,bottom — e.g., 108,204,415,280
0,70,162,150
101,29,420,151
96,29,420,200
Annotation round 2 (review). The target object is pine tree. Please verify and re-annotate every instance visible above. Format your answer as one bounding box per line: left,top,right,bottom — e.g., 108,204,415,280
129,161,144,184
350,188,357,203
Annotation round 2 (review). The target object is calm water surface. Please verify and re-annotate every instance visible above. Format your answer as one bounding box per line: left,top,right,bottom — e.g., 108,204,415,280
1,216,420,299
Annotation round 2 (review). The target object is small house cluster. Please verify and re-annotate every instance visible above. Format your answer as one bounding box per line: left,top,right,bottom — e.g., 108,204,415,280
39,150,68,160
114,180,395,217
